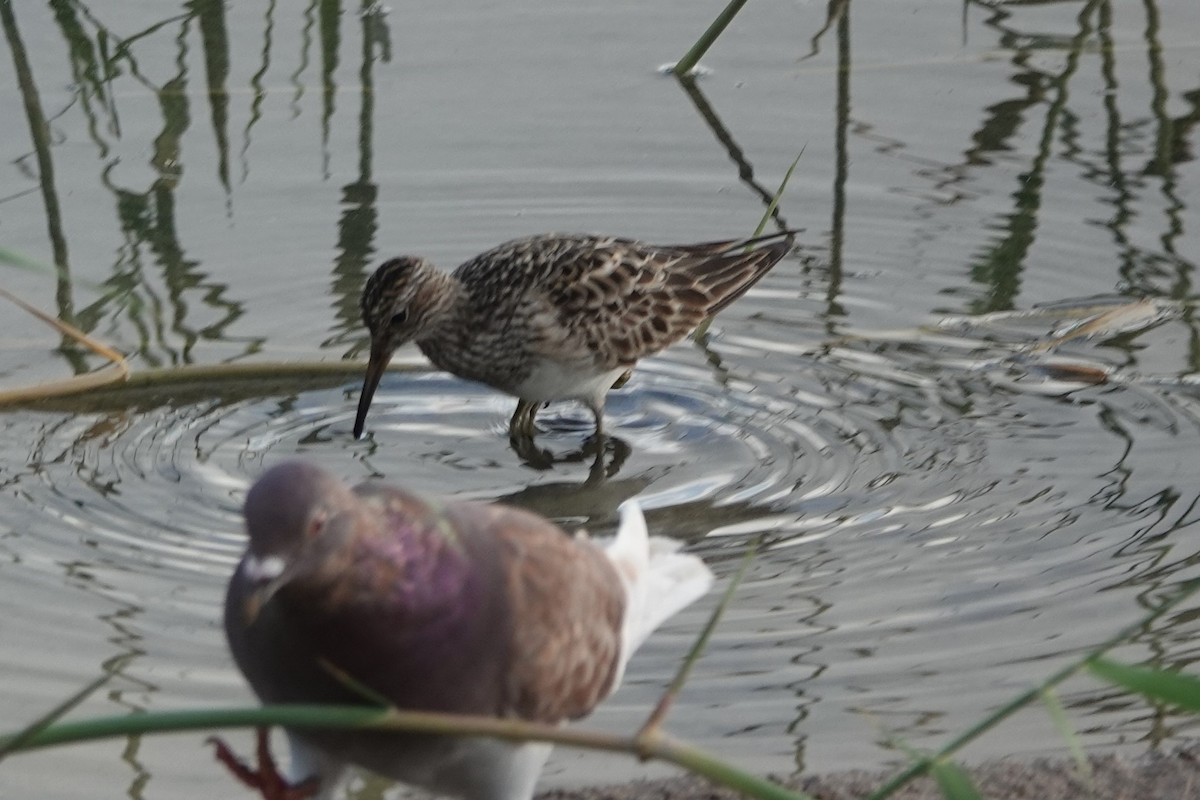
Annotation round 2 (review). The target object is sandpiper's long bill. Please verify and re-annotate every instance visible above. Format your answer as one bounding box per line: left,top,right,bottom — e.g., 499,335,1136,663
352,229,795,440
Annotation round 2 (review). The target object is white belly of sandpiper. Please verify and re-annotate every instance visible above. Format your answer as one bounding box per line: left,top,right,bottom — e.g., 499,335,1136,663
512,360,627,406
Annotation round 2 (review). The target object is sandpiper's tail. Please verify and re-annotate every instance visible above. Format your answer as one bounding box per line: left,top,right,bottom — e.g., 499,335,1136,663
666,229,796,317
667,227,800,256
603,500,715,667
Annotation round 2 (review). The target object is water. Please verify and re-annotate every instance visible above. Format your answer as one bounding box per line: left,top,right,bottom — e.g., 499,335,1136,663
2,0,1200,797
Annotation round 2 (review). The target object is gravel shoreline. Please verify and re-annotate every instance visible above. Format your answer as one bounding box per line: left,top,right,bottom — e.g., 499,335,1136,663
539,745,1200,800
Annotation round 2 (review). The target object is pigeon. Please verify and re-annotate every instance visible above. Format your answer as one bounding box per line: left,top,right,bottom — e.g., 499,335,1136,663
215,461,714,800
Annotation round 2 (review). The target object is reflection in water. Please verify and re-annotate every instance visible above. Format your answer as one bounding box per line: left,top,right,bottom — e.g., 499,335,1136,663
508,430,632,478
319,0,341,178
967,0,1100,314
495,454,652,525
239,0,276,182
800,0,849,62
57,559,153,799
327,4,392,352
1,0,75,353
194,0,232,195
827,0,849,325
964,0,1200,318
15,3,263,367
1,0,1200,796
673,74,795,234
291,0,316,117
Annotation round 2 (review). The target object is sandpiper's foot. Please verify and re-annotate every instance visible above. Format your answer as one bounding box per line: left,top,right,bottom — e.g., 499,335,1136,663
208,728,319,800
509,405,552,468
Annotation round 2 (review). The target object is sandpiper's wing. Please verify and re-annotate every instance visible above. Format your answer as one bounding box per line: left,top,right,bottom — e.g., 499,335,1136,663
518,232,793,369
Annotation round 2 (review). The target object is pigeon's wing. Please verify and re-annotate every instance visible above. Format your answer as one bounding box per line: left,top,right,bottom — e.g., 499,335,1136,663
482,505,626,723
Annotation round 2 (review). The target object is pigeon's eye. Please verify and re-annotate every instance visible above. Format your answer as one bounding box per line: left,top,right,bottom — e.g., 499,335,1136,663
390,310,409,327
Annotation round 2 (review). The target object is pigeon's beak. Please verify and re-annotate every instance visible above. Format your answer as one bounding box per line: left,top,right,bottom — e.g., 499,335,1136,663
243,581,283,626
240,555,291,626
353,341,392,440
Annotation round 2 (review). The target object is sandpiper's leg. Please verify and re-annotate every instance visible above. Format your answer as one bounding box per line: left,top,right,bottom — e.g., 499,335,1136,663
588,400,605,439
610,369,633,390
519,400,537,437
578,401,608,466
509,402,524,438
509,399,539,439
207,728,319,800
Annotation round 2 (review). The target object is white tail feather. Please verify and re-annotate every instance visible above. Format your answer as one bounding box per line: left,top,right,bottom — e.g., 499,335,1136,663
604,500,715,669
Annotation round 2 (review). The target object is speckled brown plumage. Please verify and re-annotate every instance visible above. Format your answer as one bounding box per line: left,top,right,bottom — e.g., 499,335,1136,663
353,230,796,439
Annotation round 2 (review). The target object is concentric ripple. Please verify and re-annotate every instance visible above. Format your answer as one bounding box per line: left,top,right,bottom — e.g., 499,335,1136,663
2,334,987,621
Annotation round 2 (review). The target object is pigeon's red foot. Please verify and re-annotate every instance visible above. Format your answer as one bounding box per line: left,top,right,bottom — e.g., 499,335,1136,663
208,728,320,800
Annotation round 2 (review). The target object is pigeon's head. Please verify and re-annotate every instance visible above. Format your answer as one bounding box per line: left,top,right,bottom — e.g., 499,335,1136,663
243,461,357,556
238,462,358,621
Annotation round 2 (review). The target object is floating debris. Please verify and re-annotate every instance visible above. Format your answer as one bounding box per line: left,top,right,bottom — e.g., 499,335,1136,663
656,62,714,78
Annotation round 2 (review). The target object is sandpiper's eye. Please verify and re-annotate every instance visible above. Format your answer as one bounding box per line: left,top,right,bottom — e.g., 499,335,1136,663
390,310,409,327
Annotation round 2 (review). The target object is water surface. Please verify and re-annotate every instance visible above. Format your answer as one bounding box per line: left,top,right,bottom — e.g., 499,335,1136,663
2,0,1200,797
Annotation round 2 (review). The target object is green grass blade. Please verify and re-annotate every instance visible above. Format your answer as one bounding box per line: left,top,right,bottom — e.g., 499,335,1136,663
651,731,818,800
752,147,804,238
0,706,386,754
0,246,53,274
640,536,759,733
0,702,815,800
673,0,750,76
1039,686,1090,781
693,152,801,340
929,760,982,800
1088,657,1200,711
0,673,112,761
865,578,1200,800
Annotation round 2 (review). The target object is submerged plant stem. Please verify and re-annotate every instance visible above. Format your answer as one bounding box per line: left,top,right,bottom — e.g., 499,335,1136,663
0,360,367,407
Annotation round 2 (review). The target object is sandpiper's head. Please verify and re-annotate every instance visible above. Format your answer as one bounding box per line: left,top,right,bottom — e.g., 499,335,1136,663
354,256,441,439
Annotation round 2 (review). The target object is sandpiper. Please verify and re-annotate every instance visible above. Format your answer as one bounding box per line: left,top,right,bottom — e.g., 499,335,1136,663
213,461,714,800
353,230,795,440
